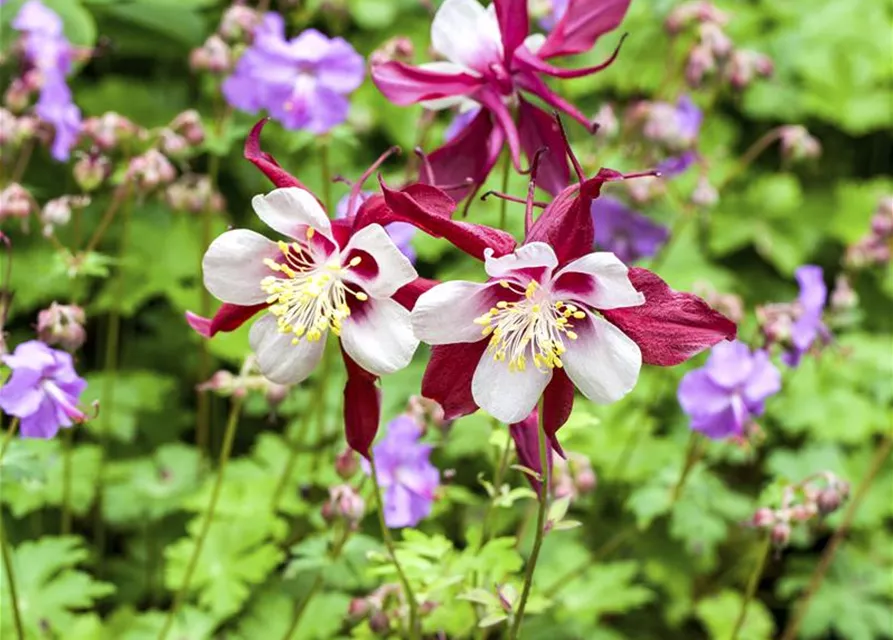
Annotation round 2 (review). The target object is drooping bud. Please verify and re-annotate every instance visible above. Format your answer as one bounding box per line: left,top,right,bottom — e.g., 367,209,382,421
196,370,239,396
0,109,19,146
72,151,111,192
82,112,142,151
691,175,719,207
335,448,360,480
265,382,289,407
751,507,776,528
829,274,858,313
725,50,773,90
0,183,36,224
40,196,89,237
169,109,205,146
219,4,262,41
770,521,791,548
816,488,844,516
368,611,390,634
189,35,233,74
685,44,715,88
164,175,225,214
126,149,176,191
37,302,87,351
321,485,365,526
698,22,733,58
159,129,189,159
666,1,729,33
779,125,821,162
347,598,370,621
4,77,32,113
370,36,415,66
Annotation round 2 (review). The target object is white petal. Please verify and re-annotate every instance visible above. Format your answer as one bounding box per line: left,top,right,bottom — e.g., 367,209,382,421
484,242,559,280
249,314,326,385
431,0,503,70
562,314,642,404
252,187,333,242
412,281,501,345
202,229,279,305
341,224,418,298
553,252,645,310
472,348,552,424
340,297,419,376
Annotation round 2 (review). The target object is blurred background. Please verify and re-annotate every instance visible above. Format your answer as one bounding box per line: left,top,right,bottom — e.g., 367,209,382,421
0,0,891,638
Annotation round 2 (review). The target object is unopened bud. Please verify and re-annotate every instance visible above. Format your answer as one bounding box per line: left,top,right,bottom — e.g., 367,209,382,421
770,521,791,547
347,597,370,620
691,175,719,207
196,370,238,396
37,302,87,351
779,125,821,162
169,109,205,146
219,4,262,41
816,488,844,516
73,152,111,192
335,448,359,480
685,44,715,88
4,77,32,113
789,503,815,522
159,129,189,159
751,507,776,528
370,36,415,66
830,275,858,312
164,175,225,214
321,485,365,526
189,35,232,74
666,1,729,33
593,103,619,138
698,22,732,58
368,611,390,634
40,196,89,237
82,112,141,150
726,50,773,90
126,149,176,191
265,382,289,406
0,183,36,223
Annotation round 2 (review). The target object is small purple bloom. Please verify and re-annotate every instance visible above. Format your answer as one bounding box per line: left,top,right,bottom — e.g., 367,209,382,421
678,340,781,439
35,78,82,161
656,150,698,177
645,95,702,173
223,18,365,133
591,196,669,263
336,192,417,264
783,265,828,367
0,340,87,439
362,415,439,528
675,95,702,142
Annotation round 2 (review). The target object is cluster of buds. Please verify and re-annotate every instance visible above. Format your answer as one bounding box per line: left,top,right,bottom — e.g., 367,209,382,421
82,112,143,152
72,150,112,192
348,585,437,635
165,175,225,214
0,108,38,149
190,3,262,74
845,196,893,269
197,357,291,407
667,2,773,90
406,395,448,430
552,452,597,500
779,125,821,162
37,302,87,352
755,301,829,354
40,195,90,237
749,472,850,549
369,36,415,67
158,109,206,159
321,484,365,527
0,183,37,227
693,281,745,324
125,149,176,192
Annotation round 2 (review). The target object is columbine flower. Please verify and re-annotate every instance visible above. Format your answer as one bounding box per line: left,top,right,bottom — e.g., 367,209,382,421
783,265,827,367
336,192,417,264
591,196,669,263
186,119,438,455
0,340,87,439
12,0,82,161
372,0,631,197
404,127,736,445
678,340,780,439
362,415,439,528
223,15,365,133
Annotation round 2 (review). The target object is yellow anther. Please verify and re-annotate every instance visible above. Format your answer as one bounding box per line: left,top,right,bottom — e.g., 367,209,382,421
306,227,315,239
349,256,362,267
355,292,368,301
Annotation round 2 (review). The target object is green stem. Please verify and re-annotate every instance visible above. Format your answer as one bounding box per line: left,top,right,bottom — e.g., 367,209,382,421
547,526,636,595
370,454,420,640
498,152,511,231
84,184,129,254
718,127,784,191
0,520,25,640
61,428,73,534
282,527,351,640
0,417,20,462
479,422,513,546
730,534,772,640
779,436,893,640
507,398,549,640
156,396,243,640
670,431,703,506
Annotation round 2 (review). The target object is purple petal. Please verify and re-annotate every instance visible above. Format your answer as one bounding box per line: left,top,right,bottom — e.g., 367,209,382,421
591,196,668,263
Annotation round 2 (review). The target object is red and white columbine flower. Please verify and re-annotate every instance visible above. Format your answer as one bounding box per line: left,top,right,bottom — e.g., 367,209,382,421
412,242,644,423
187,119,443,456
372,0,630,198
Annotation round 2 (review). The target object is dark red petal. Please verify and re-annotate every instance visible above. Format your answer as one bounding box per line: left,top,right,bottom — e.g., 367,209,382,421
601,267,738,366
421,341,488,421
185,303,266,338
371,61,482,105
244,119,315,193
495,0,530,64
517,99,571,196
425,108,504,202
342,349,382,459
509,410,552,495
380,177,517,261
393,277,439,311
543,368,574,455
537,0,632,59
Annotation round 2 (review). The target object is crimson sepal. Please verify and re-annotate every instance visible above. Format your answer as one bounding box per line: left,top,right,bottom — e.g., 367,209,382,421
600,267,738,366
244,119,321,202
342,348,382,459
185,303,266,338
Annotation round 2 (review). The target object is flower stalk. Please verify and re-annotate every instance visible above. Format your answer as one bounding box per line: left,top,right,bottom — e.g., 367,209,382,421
0,520,25,640
508,397,549,640
156,395,244,640
730,533,772,640
0,417,20,461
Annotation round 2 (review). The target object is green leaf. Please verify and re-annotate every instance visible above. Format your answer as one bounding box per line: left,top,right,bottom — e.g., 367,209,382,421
695,590,775,640
0,536,114,638
82,371,178,442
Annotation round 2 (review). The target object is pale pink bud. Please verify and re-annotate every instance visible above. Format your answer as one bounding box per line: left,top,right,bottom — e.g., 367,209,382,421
751,507,776,528
169,109,205,146
321,485,365,526
830,275,858,312
726,50,773,90
685,44,715,88
870,196,893,237
73,152,111,192
265,382,289,406
368,611,390,634
691,175,719,207
40,195,89,237
37,302,87,351
770,522,791,547
82,112,141,151
0,183,36,222
593,103,619,138
666,1,729,33
127,149,176,191
370,36,415,66
219,4,262,41
698,22,733,57
816,488,844,516
196,370,238,395
4,77,32,113
164,175,224,214
190,35,232,74
335,448,359,480
779,125,821,162
347,598,370,620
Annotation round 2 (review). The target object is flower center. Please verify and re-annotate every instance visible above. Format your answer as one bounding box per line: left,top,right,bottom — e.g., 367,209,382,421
260,231,367,344
474,280,585,373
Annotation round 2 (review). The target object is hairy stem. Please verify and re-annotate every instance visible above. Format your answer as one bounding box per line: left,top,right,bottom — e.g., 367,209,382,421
670,431,704,505
731,534,772,640
156,396,243,640
0,519,25,640
508,398,549,640
370,454,420,640
780,436,893,640
0,417,20,462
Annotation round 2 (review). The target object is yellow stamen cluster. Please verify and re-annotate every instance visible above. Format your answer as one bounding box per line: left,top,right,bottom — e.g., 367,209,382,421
260,230,367,345
473,280,585,372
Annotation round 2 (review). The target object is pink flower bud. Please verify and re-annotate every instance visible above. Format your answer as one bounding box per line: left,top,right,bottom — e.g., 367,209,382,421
751,507,776,528
159,129,189,159
779,125,821,162
37,302,87,351
593,103,619,138
40,196,89,237
219,4,262,41
126,149,176,191
370,36,415,66
816,488,844,515
322,485,365,526
691,175,719,207
685,44,715,88
347,597,370,620
164,175,225,214
666,1,729,33
0,183,36,223
726,50,774,90
82,112,141,151
335,448,359,480
770,522,791,547
73,152,111,192
789,504,815,522
196,370,238,395
169,109,205,146
830,275,858,312
3,77,32,113
870,197,893,237
265,382,289,406
368,611,390,634
189,35,232,74
698,22,733,58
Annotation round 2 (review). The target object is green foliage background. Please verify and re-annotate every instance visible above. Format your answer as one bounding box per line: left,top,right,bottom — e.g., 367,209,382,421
0,0,891,638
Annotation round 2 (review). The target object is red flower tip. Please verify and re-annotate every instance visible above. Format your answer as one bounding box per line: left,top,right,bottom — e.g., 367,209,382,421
244,118,317,196
185,311,211,338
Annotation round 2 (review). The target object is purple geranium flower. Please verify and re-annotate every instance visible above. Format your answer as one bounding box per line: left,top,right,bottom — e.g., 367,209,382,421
362,415,439,528
783,265,828,367
591,196,669,263
336,192,417,264
12,0,81,160
644,95,702,175
222,16,365,133
0,340,87,439
678,340,781,439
